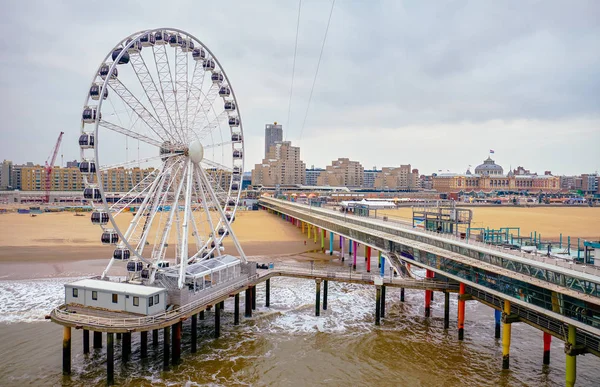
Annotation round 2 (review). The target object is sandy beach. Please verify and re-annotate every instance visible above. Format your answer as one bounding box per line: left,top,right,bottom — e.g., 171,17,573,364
1,206,599,279
377,206,600,241
0,210,326,279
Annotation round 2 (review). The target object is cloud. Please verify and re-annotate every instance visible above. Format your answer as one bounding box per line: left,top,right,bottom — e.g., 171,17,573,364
0,0,598,176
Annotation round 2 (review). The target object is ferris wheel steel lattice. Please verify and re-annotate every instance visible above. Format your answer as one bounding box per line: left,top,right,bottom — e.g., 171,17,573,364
79,28,246,289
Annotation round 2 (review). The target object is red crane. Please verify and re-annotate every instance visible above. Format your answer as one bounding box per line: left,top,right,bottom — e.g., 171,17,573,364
44,132,64,203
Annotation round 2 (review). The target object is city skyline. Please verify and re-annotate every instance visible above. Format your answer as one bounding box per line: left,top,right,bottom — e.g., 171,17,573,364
1,1,599,176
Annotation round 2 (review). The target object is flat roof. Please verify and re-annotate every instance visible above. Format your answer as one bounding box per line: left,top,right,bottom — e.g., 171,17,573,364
66,279,166,296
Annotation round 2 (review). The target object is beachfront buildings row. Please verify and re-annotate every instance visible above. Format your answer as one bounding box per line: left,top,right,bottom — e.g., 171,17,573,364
251,145,420,190
431,157,581,194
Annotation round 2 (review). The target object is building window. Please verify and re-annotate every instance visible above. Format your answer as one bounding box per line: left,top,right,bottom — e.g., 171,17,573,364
92,291,98,300
154,294,159,304
149,296,154,307
73,288,78,298
112,293,118,303
133,296,139,306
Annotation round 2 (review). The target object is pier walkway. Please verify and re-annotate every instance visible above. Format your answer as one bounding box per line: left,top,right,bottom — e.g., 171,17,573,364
259,197,600,360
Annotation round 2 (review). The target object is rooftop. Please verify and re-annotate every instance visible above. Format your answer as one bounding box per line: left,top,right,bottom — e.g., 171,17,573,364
66,279,166,296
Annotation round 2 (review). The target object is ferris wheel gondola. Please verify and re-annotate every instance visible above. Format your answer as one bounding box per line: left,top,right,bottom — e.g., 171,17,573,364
79,28,246,289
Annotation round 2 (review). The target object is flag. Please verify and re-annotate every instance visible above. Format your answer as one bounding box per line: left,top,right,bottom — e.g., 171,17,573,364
489,149,495,154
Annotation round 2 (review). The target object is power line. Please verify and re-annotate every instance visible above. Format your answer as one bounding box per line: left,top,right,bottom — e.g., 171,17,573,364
285,0,302,141
298,0,336,143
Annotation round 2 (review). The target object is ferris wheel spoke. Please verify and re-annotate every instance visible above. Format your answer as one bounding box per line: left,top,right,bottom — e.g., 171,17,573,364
188,82,220,137
135,161,182,255
198,168,247,262
152,44,185,144
128,52,175,135
201,158,233,172
186,61,206,142
100,120,163,147
178,162,194,289
204,141,234,150
124,166,169,245
108,170,160,214
196,110,228,142
100,153,180,172
187,168,219,262
107,78,169,143
174,47,188,140
150,161,188,266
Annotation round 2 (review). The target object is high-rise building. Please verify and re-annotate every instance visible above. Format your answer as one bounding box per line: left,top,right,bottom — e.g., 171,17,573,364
374,165,419,190
252,141,306,186
264,122,283,157
305,166,325,186
363,168,381,188
317,158,364,187
0,160,13,190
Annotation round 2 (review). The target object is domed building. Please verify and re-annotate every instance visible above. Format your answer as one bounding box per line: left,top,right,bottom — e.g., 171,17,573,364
474,157,503,176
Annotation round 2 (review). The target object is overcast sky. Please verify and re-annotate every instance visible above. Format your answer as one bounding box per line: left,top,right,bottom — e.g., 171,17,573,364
1,0,599,175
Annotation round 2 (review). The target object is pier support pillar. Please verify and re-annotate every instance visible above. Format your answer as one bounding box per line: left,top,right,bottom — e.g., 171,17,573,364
122,332,131,362
314,226,317,243
107,332,114,386
245,288,252,318
140,331,148,359
83,329,89,354
152,329,159,347
329,232,334,255
199,310,205,320
219,300,225,310
117,333,121,340
172,322,181,365
62,326,71,376
215,303,221,339
400,287,405,302
495,309,502,339
163,326,170,371
543,332,551,365
380,285,386,318
443,291,450,330
307,224,311,239
315,279,321,316
234,293,240,325
375,285,381,326
251,286,256,310
340,236,345,261
321,229,325,251
266,279,270,307
565,325,577,387
502,300,512,369
323,280,328,310
93,331,102,349
425,270,433,317
458,283,466,341
191,315,197,354
366,246,371,272
352,241,357,270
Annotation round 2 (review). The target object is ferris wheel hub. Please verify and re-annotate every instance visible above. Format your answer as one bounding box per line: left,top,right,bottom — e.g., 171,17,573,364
188,140,204,164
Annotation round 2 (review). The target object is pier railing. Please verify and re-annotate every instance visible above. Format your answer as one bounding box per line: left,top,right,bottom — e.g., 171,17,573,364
268,262,459,291
263,198,600,278
52,274,258,329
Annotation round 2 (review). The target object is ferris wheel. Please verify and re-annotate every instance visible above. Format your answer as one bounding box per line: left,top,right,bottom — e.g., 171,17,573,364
79,28,246,289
